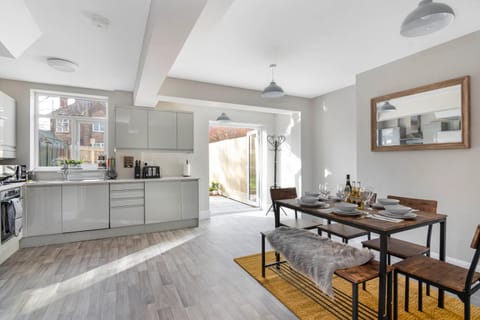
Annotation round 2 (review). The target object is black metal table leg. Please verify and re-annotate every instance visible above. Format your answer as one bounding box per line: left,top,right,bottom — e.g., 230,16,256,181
378,233,388,319
274,202,280,228
438,220,446,308
261,233,266,278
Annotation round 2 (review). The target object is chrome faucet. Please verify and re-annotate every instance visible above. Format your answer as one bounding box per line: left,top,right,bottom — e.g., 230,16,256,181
61,161,70,181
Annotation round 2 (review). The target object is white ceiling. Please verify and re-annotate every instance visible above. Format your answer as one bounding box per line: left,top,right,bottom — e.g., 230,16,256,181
0,0,480,99
0,0,150,91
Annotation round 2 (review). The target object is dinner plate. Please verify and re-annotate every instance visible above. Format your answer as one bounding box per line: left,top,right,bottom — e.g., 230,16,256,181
372,203,385,209
328,195,343,201
332,208,362,216
378,210,417,219
298,200,328,208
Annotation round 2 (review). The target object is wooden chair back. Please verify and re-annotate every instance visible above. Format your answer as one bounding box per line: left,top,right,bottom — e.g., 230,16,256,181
465,225,480,292
471,225,480,249
387,195,437,214
270,187,297,202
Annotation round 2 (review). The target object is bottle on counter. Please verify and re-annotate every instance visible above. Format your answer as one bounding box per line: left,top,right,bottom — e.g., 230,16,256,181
183,160,191,177
134,160,141,179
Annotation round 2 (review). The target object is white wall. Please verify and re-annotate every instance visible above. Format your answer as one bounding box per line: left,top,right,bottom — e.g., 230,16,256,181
312,85,357,192
356,31,480,262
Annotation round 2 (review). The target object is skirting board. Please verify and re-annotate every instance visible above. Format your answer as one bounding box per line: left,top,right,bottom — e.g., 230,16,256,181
20,219,199,248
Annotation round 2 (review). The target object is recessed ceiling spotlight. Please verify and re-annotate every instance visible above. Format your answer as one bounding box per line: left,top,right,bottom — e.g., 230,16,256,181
46,58,79,72
83,11,110,30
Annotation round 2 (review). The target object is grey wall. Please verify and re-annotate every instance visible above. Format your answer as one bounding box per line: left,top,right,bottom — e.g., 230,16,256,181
356,31,480,263
312,85,357,192
0,78,133,167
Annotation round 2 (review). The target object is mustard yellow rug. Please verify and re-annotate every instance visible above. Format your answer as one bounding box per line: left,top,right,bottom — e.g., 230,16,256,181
234,252,480,320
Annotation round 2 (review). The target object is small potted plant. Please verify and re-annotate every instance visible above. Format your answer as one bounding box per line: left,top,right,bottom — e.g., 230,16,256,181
209,181,221,196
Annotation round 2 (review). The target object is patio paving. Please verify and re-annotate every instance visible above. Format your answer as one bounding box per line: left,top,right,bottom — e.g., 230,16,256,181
209,195,260,215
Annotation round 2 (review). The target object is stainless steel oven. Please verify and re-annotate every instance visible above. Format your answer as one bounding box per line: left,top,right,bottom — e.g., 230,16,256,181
0,187,22,243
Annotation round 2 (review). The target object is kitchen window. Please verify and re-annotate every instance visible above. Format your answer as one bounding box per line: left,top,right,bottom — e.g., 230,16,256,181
33,90,108,168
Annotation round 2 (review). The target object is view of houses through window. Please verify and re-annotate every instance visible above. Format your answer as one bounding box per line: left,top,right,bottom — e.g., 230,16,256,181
34,92,108,167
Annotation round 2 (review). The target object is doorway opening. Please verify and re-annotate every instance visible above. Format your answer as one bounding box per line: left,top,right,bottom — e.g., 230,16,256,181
208,123,261,215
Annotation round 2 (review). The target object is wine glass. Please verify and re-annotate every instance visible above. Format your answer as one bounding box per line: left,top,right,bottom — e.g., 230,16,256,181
361,186,374,210
318,183,330,200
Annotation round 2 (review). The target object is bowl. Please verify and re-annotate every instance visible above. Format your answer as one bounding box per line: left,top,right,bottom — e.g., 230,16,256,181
384,205,412,215
378,198,400,206
300,196,318,204
304,192,320,197
335,202,357,212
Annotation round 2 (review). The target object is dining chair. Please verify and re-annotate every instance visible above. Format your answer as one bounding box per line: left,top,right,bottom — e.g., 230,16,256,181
362,195,437,310
393,224,480,320
270,187,322,230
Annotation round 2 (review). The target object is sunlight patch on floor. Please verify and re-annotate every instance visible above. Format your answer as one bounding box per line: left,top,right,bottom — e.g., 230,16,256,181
20,232,200,315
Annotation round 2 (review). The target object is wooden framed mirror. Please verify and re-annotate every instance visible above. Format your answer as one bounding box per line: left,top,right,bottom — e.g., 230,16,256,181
371,76,470,151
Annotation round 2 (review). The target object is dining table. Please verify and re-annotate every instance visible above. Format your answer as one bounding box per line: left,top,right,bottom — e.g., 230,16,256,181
273,199,447,320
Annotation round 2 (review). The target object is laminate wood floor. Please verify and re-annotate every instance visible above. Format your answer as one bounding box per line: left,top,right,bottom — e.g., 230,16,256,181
0,212,297,320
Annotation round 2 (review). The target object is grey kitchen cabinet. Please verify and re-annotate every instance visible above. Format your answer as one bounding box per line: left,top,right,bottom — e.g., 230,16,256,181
0,91,16,158
62,183,109,232
181,180,198,220
176,112,194,151
25,186,62,236
110,182,145,227
115,107,148,149
145,181,182,224
115,107,193,151
147,110,177,149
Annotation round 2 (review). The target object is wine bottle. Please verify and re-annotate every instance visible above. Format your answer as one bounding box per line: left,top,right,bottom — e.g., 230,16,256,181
351,181,357,205
345,174,352,202
356,181,362,207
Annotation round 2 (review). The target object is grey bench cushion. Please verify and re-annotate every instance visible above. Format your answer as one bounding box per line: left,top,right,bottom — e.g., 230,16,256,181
266,226,373,296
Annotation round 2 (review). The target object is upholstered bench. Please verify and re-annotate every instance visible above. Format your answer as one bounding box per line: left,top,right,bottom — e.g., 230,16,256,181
261,227,391,320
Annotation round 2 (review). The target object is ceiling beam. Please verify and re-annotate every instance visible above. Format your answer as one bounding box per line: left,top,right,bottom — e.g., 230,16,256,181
133,0,208,107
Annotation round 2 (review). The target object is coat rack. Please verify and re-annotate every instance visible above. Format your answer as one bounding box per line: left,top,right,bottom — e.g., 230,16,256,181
266,135,286,215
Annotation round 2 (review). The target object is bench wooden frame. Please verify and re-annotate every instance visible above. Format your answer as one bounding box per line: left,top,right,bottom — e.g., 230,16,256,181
261,231,392,320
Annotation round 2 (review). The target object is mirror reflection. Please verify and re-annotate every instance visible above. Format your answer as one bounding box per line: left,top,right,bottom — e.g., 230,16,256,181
371,76,469,151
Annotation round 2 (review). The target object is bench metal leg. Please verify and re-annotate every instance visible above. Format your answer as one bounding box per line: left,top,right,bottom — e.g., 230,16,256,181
387,270,392,320
352,283,358,320
418,280,423,311
394,271,398,320
404,275,409,312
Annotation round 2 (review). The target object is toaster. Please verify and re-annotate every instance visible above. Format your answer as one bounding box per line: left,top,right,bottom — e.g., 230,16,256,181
142,166,160,178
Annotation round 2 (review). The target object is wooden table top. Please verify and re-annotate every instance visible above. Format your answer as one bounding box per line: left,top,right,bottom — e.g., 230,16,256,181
276,199,447,235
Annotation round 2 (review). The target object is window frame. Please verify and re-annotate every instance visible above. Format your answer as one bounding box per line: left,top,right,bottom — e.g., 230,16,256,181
55,119,70,133
31,89,109,170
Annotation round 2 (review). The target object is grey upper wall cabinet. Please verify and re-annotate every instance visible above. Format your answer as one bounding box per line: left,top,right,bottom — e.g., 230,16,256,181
115,107,148,149
115,107,194,152
148,110,177,149
176,112,194,151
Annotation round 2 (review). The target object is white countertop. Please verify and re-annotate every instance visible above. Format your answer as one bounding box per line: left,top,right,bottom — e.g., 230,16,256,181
26,176,198,186
0,182,25,192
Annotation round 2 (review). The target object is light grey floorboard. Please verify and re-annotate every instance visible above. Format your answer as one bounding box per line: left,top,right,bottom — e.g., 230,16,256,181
0,212,296,320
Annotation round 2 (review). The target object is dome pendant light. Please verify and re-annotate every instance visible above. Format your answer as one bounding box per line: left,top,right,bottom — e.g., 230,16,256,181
262,64,285,98
400,0,455,37
379,101,397,112
216,112,231,122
